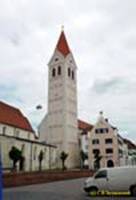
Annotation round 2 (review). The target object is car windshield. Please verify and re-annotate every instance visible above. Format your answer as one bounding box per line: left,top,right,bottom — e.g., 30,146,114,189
94,170,107,179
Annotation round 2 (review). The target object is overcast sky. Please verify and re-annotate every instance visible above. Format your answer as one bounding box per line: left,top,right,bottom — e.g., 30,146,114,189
0,0,136,142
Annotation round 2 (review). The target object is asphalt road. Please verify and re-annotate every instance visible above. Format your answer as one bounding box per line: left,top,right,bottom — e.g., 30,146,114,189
4,178,136,200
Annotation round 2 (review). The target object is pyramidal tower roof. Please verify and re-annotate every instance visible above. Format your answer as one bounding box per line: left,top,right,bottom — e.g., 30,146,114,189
55,30,71,57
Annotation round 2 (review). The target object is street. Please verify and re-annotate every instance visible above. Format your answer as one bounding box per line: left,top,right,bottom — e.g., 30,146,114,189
4,178,136,200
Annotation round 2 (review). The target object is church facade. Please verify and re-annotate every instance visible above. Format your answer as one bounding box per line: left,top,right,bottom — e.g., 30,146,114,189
39,30,80,168
0,101,57,172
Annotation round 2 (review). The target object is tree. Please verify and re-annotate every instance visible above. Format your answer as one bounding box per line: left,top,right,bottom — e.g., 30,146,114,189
80,150,88,169
38,150,44,171
60,151,68,170
94,151,102,171
9,146,22,171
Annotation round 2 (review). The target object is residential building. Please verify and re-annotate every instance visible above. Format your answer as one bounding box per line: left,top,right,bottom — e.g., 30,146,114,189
88,112,127,169
78,119,93,167
124,138,136,165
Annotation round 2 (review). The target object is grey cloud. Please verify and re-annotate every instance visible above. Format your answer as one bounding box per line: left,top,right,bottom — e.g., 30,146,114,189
91,78,125,94
90,77,136,95
0,0,136,140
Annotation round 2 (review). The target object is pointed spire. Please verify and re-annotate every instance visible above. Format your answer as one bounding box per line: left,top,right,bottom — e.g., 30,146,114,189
55,28,70,57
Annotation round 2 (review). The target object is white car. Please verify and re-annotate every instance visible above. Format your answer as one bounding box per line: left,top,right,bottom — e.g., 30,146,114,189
84,166,136,196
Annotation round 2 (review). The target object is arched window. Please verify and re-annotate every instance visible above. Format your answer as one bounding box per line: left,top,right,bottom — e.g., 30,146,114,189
52,68,56,77
72,70,74,80
33,146,37,160
21,144,25,154
58,66,61,75
68,68,71,77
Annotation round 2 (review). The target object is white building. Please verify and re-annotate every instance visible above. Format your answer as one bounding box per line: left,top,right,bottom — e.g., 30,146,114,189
124,138,136,166
78,119,93,167
39,30,80,168
0,101,57,172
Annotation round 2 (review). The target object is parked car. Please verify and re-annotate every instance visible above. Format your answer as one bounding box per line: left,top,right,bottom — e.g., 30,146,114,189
84,166,136,196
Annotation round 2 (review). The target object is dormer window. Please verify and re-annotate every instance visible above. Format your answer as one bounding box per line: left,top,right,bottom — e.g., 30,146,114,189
95,128,109,134
68,68,71,77
58,66,61,75
52,68,56,77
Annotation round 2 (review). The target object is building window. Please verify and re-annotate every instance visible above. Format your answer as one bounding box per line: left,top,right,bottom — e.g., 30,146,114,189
55,58,58,62
106,148,113,154
105,138,113,144
118,149,123,155
92,139,99,145
2,126,6,135
93,149,100,154
21,144,25,154
58,66,61,75
68,68,71,77
95,129,99,133
15,130,19,137
105,128,109,133
72,70,74,80
33,146,37,160
28,132,30,139
95,128,109,134
100,129,104,133
52,68,56,77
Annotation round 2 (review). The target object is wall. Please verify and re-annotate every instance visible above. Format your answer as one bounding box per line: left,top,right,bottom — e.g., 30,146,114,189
0,135,57,172
3,170,94,188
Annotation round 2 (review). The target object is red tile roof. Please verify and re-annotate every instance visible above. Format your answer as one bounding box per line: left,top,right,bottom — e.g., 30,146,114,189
78,119,93,131
0,101,34,133
56,31,70,57
124,138,136,150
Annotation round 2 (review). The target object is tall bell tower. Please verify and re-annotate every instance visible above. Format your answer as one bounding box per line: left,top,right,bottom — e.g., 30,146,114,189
39,29,79,168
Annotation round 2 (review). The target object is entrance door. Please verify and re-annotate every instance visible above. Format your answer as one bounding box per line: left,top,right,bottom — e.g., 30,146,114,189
107,160,114,167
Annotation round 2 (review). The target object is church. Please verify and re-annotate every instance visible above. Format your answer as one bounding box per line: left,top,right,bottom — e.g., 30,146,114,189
39,29,81,168
1,29,135,171
0,29,92,172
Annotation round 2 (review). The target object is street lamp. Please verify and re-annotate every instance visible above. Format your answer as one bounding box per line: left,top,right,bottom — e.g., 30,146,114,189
36,105,42,110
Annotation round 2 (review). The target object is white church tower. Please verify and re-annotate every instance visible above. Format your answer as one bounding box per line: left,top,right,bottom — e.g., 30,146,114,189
39,29,80,168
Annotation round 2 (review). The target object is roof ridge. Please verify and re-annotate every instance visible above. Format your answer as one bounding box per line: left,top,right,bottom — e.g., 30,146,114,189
0,101,34,133
0,101,20,111
78,119,92,125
